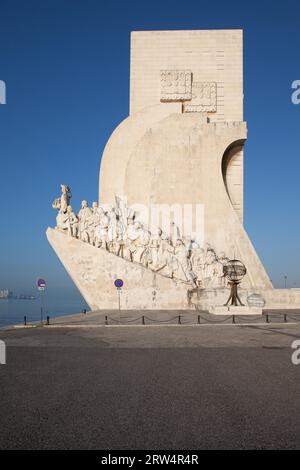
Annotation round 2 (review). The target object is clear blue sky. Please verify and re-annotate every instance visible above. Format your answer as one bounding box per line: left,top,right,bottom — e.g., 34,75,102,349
0,0,299,300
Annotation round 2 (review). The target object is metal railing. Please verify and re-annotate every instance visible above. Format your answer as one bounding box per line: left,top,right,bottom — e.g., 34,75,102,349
17,312,300,327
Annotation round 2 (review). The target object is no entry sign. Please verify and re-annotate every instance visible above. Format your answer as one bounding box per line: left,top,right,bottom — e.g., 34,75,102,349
37,278,46,289
114,279,123,288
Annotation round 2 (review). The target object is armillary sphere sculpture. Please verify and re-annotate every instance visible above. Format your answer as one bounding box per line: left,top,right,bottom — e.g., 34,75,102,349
223,259,247,306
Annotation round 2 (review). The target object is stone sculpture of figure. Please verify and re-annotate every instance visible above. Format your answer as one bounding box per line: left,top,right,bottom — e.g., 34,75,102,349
55,211,67,233
185,250,198,288
115,195,129,231
66,205,78,237
190,240,200,251
159,237,176,278
218,251,229,266
78,200,92,243
203,248,215,286
60,185,72,214
125,218,143,262
56,205,78,237
203,248,225,287
115,216,127,258
170,221,182,246
204,248,216,278
114,195,130,257
135,227,151,265
204,242,212,258
87,201,101,246
148,228,163,270
191,247,205,285
147,231,176,278
52,197,61,211
52,185,72,230
173,239,189,281
97,207,110,250
184,236,194,253
173,239,197,286
107,206,117,253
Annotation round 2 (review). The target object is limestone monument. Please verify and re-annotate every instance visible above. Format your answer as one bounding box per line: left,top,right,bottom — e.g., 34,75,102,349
47,30,300,310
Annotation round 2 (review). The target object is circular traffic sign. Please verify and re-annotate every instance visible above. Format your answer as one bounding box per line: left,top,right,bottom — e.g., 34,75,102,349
37,278,46,288
114,279,123,288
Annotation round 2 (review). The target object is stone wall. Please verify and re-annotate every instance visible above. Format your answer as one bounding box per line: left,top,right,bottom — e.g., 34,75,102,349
130,30,243,122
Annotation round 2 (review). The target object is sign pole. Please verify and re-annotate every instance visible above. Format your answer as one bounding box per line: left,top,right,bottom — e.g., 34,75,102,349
114,279,124,315
36,278,46,326
118,288,121,312
40,289,43,325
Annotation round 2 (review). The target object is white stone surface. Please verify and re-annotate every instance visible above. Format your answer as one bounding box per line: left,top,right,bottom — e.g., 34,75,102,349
99,112,270,290
130,30,243,122
47,228,191,310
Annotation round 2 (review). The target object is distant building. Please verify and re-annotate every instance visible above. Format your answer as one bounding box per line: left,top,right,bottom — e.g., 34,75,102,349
19,294,36,300
0,290,13,299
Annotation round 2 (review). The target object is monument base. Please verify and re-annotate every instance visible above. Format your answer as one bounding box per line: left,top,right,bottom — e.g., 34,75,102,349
209,306,263,315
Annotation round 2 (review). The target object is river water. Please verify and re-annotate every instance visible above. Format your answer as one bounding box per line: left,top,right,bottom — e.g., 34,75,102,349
0,297,89,327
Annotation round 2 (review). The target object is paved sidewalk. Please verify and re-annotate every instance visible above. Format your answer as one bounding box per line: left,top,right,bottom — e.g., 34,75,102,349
1,322,300,449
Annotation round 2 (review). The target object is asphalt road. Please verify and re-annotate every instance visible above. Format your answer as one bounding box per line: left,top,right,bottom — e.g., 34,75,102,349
0,323,300,449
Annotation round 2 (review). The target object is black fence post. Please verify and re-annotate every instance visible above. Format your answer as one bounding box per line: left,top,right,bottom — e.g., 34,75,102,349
266,314,269,323
24,315,27,326
232,315,235,324
284,313,287,323
46,316,50,325
178,315,181,325
105,315,108,325
197,315,201,325
142,315,145,325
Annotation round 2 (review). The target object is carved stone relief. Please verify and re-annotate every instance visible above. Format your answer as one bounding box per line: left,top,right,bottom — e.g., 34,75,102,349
160,70,192,101
160,70,217,113
52,186,229,289
183,82,217,113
